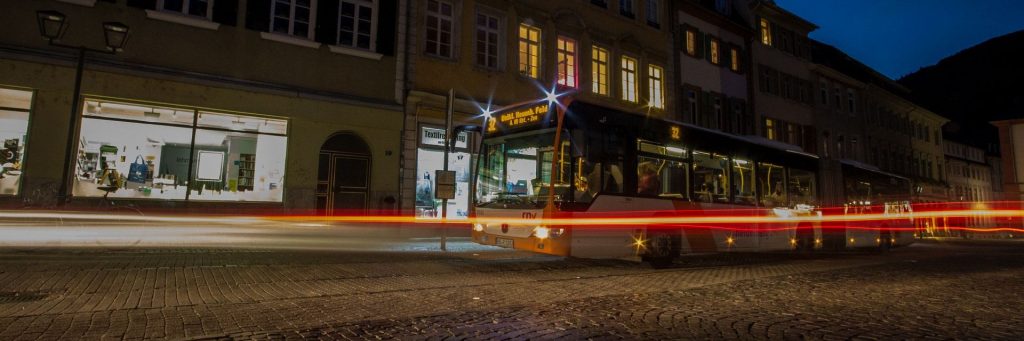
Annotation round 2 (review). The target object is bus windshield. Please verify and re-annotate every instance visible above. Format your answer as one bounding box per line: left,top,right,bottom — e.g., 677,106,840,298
476,129,572,209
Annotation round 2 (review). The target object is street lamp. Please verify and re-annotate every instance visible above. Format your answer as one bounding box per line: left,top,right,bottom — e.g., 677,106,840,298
36,10,67,41
102,22,130,51
36,10,130,206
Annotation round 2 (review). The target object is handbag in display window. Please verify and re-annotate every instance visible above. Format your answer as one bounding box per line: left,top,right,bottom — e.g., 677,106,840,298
127,155,149,186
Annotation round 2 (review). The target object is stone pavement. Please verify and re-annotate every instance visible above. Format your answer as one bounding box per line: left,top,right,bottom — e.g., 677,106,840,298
0,239,1022,340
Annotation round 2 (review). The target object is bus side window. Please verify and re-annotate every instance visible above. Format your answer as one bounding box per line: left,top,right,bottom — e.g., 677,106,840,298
693,151,728,203
787,167,816,206
732,158,755,205
758,162,786,207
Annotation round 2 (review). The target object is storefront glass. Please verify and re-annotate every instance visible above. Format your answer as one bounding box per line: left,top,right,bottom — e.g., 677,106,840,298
0,88,32,196
415,126,471,220
73,99,288,202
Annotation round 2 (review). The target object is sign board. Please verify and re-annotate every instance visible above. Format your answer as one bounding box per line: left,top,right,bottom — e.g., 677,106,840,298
434,170,456,199
420,127,468,149
487,102,553,134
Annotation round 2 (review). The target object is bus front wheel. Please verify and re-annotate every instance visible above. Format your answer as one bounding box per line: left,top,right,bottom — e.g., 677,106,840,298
643,232,680,268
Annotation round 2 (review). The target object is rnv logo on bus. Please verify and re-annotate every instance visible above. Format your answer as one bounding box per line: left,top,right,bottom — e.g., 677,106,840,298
522,212,537,219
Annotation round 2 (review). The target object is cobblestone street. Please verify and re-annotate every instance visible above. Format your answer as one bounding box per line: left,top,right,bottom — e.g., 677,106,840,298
0,239,1022,340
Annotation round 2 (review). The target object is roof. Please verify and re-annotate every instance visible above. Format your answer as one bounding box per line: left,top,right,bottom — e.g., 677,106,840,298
839,159,908,181
810,40,910,97
750,0,818,32
738,135,818,159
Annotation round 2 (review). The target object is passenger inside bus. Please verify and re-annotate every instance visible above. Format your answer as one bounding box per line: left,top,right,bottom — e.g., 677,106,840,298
637,161,662,196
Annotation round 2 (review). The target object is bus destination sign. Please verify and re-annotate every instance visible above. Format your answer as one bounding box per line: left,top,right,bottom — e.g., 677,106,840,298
488,103,551,133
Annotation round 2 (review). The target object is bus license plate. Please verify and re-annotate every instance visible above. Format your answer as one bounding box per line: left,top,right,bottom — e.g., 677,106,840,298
495,237,514,248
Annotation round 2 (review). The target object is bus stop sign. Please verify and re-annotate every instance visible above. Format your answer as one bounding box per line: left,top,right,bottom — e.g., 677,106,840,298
435,170,456,200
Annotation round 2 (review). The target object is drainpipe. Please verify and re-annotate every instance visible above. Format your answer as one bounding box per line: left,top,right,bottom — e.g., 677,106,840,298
397,0,413,215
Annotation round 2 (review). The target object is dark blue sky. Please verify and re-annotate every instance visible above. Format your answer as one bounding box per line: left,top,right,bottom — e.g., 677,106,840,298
776,0,1024,79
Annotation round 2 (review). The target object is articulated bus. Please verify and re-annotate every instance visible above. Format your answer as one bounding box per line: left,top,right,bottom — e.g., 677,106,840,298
834,161,915,250
470,98,911,264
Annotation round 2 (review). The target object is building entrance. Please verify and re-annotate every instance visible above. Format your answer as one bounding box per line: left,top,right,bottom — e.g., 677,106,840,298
317,133,371,215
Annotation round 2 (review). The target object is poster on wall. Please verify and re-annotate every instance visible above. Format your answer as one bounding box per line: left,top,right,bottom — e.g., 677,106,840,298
197,151,225,181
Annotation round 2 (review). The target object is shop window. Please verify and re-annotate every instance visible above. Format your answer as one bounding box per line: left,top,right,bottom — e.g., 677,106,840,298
591,45,610,96
337,0,376,50
272,0,315,39
0,88,32,196
732,158,754,205
425,0,454,58
647,64,664,109
475,12,501,69
620,56,638,103
758,162,785,207
416,127,471,219
787,167,816,206
556,37,578,87
518,23,541,78
74,99,288,202
693,151,728,203
159,0,213,19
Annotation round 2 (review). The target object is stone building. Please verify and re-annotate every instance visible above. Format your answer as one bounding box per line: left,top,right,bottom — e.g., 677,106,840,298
399,0,675,219
0,0,404,213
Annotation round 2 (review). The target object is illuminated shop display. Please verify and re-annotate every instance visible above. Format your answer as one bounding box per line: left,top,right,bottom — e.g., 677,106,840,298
0,87,32,196
73,99,288,202
415,126,471,219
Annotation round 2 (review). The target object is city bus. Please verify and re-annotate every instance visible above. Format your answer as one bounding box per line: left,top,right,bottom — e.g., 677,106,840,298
831,161,915,250
470,98,825,264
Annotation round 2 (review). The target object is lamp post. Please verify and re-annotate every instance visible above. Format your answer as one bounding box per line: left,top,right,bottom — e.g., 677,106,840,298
36,10,130,206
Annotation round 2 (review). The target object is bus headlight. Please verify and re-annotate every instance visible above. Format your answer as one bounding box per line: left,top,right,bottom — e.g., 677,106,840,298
533,226,550,240
473,223,484,232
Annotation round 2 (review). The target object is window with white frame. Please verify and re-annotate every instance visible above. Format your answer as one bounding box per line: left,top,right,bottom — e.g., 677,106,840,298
591,45,610,96
425,0,454,58
518,23,541,78
337,0,376,50
272,0,315,39
647,64,664,109
159,0,213,19
621,56,638,103
556,37,578,87
475,12,500,69
645,0,659,26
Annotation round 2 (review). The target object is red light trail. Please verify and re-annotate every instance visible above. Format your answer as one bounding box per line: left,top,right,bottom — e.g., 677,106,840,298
0,202,1021,235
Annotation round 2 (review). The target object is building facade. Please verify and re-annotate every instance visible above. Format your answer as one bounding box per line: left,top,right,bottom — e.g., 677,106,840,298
992,119,1024,201
400,0,675,219
674,0,753,135
748,0,816,152
938,139,1002,235
908,108,949,203
0,0,404,213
